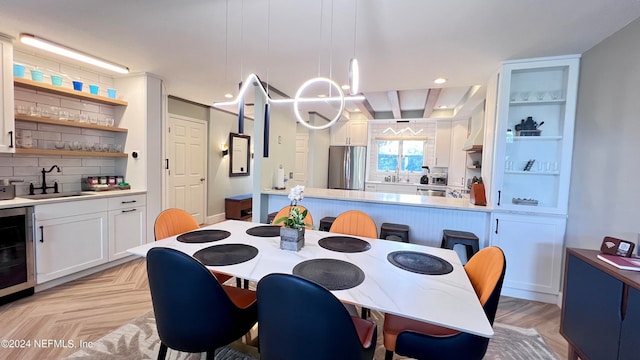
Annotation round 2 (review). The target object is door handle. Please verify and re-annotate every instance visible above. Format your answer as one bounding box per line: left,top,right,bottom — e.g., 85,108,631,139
39,225,44,243
200,178,205,181
495,218,499,234
122,209,137,213
9,131,14,148
497,190,501,206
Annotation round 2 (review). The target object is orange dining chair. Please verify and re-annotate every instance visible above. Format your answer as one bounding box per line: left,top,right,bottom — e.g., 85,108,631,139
329,209,378,318
154,208,234,285
329,210,378,238
272,205,314,228
382,246,506,360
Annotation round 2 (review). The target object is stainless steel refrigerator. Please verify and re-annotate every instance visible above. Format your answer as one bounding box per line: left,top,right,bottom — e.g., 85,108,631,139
328,146,367,190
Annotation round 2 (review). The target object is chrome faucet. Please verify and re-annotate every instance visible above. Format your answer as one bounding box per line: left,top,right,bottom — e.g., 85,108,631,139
29,165,61,195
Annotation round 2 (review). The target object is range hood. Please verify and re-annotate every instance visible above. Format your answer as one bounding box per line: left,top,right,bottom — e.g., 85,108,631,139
462,126,483,151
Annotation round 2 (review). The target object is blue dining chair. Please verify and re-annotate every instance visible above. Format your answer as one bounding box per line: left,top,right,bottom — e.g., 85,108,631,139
257,273,377,360
146,247,258,360
383,246,506,360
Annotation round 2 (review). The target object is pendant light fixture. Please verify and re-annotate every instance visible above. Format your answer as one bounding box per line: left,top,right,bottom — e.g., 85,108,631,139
212,0,365,131
348,0,360,95
19,34,129,74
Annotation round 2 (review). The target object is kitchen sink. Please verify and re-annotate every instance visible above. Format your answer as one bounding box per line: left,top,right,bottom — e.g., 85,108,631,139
19,192,92,200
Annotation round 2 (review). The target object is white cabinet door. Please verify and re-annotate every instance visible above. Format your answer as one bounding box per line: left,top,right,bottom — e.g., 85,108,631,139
0,38,15,153
434,121,451,167
35,212,108,283
348,120,368,145
448,120,469,187
330,120,350,145
491,55,580,215
490,212,565,301
330,119,368,145
109,206,146,261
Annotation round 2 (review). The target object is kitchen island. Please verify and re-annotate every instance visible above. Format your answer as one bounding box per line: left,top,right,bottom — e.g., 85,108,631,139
261,187,491,248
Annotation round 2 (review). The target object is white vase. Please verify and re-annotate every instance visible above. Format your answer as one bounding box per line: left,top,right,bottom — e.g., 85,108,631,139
280,227,305,251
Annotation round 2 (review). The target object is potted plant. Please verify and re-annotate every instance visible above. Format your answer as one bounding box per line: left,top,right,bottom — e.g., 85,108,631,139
275,185,312,251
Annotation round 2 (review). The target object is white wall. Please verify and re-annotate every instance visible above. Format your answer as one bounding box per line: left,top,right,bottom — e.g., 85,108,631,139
566,17,640,249
207,108,254,219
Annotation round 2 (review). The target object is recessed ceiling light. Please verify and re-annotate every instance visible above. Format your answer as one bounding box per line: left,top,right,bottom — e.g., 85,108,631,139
434,77,447,84
318,94,326,98
224,93,234,99
352,108,361,112
438,105,448,109
341,84,351,90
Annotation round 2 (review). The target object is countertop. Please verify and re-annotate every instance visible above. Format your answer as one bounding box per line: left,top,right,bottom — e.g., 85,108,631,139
0,189,147,209
262,187,491,212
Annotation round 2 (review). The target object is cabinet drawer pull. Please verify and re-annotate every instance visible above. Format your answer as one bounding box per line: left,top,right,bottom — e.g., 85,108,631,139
39,225,44,243
495,219,499,234
122,209,137,213
497,190,501,206
9,131,14,148
121,200,137,204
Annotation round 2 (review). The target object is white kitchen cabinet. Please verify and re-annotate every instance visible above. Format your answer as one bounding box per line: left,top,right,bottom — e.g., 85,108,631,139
434,121,451,167
491,55,580,215
108,194,147,261
490,212,566,303
447,119,469,187
488,55,579,304
330,119,368,145
0,37,15,153
34,199,109,283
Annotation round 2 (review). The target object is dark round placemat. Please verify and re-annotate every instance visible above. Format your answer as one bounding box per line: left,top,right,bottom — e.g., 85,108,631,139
387,251,453,275
177,229,231,243
318,236,371,253
293,259,365,290
246,225,281,237
193,244,258,266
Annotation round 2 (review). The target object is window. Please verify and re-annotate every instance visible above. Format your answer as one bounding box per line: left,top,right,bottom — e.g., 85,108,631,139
377,140,424,172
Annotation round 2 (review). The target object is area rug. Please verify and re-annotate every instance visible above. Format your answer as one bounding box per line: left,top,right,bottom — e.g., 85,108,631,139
64,311,557,359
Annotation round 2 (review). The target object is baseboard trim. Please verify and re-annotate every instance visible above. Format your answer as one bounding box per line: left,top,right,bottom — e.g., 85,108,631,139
35,256,137,293
206,212,226,225
501,287,559,304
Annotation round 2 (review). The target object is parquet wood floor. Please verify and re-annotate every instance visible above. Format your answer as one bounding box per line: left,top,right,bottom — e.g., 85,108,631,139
0,258,568,360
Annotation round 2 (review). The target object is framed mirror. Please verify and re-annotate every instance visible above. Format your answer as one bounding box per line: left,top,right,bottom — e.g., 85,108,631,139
229,133,250,177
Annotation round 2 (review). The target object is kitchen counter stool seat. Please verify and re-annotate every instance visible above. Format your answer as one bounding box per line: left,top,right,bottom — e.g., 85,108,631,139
380,223,410,243
440,229,480,263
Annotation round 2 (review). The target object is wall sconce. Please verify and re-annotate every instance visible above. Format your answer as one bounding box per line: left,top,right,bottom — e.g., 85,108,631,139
221,144,229,157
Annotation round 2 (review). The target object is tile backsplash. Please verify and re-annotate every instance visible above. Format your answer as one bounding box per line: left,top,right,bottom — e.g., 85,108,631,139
0,153,119,195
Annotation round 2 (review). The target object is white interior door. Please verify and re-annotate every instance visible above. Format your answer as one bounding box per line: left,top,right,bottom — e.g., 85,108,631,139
293,133,309,187
167,114,207,224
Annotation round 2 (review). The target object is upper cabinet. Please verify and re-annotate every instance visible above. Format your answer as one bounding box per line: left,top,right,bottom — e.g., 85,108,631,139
448,119,469,187
491,55,580,215
330,119,368,146
0,37,15,153
434,120,451,167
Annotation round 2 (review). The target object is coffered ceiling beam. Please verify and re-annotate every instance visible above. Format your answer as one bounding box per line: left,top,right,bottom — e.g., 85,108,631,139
387,90,401,119
423,88,441,118
355,98,375,119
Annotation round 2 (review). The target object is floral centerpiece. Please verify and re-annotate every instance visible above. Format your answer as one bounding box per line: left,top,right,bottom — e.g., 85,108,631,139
275,185,311,250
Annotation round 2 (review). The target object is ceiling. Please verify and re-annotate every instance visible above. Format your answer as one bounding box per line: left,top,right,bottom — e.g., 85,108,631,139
1,0,640,121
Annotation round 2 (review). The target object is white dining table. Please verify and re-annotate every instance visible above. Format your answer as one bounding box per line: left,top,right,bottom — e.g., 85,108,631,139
127,219,493,338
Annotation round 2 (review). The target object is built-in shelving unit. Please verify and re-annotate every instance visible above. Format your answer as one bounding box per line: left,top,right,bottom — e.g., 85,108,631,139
16,148,128,157
15,114,128,133
14,78,128,106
